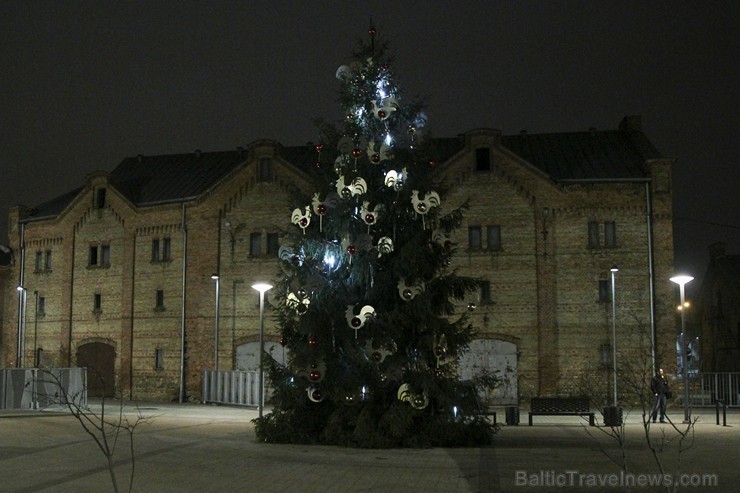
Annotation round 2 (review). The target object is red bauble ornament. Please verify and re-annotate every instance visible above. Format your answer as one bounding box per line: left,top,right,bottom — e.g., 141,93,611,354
299,218,308,227
368,27,376,37
351,317,362,328
347,245,357,255
279,336,287,346
371,153,380,163
365,213,375,224
308,336,317,346
315,143,325,153
352,148,362,158
317,204,327,215
378,110,386,119
371,351,382,362
434,346,447,358
309,370,321,381
428,159,437,168
310,388,322,402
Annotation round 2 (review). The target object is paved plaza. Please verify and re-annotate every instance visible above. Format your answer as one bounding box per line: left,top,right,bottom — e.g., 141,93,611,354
1,402,737,492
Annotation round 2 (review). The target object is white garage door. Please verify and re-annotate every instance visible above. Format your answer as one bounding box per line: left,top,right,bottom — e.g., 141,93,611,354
236,341,289,371
458,339,517,405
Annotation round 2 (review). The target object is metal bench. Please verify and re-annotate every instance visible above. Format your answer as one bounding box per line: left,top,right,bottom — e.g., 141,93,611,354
528,397,595,426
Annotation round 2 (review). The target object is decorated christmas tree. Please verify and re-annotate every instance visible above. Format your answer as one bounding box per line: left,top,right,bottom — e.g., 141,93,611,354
255,29,496,448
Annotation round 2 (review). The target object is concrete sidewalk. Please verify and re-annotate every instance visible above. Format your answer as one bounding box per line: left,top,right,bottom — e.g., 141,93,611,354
1,402,737,492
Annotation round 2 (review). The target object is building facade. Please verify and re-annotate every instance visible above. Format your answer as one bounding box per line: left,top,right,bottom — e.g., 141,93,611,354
1,116,677,404
695,242,740,372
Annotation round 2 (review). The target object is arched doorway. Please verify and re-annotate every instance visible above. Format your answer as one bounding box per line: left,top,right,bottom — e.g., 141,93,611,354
77,342,115,397
458,339,518,405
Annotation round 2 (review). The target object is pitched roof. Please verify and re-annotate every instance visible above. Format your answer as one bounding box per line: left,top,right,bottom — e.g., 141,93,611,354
20,119,664,222
500,127,662,181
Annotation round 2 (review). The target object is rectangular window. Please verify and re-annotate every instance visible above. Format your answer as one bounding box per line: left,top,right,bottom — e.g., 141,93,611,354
598,280,609,302
89,245,99,266
487,225,501,251
162,238,172,261
93,293,102,312
96,188,107,209
250,232,262,256
588,221,600,248
101,244,110,266
468,226,482,250
44,250,52,271
479,280,492,305
35,251,43,271
475,148,491,171
604,221,617,247
155,348,164,370
155,289,164,309
266,232,279,256
37,296,46,315
257,157,272,182
36,348,45,367
151,239,160,262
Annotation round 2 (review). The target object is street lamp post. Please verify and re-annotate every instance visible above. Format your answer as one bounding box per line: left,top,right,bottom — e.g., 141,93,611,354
610,266,619,407
211,273,221,371
252,282,273,419
670,275,693,424
16,285,27,368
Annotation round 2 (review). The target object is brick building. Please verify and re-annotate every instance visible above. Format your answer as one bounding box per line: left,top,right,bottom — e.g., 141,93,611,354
694,242,740,372
1,116,676,403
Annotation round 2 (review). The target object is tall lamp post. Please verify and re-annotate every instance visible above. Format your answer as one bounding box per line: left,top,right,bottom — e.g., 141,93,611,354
211,273,221,371
252,282,273,419
670,275,693,424
610,266,619,407
16,285,27,368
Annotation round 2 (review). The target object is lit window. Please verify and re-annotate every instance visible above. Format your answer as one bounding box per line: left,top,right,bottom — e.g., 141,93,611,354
155,289,164,309
37,296,46,315
93,293,102,312
35,251,43,271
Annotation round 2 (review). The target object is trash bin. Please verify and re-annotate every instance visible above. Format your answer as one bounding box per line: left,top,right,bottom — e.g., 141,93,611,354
506,406,520,425
603,406,623,426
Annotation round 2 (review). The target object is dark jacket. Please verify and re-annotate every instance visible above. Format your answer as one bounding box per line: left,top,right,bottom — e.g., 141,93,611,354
651,374,669,395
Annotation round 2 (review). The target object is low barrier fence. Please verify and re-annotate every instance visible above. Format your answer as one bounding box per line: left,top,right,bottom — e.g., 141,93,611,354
202,369,265,407
0,368,87,410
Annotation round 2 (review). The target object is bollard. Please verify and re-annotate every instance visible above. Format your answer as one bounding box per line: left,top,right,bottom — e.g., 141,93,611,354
715,399,727,426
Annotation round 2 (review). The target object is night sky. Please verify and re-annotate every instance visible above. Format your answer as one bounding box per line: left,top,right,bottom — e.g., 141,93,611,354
2,1,738,296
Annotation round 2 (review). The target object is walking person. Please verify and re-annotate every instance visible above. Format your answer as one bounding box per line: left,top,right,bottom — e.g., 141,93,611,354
651,368,671,423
